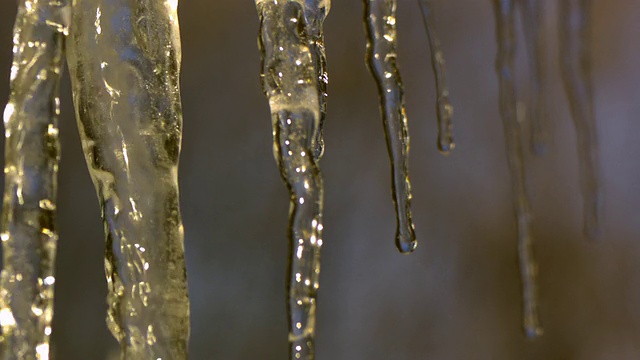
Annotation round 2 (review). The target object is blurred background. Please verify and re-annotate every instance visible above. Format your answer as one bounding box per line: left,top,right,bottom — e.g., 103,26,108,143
1,0,640,359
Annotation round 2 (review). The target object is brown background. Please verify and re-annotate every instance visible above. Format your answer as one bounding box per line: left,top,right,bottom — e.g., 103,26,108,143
1,0,639,359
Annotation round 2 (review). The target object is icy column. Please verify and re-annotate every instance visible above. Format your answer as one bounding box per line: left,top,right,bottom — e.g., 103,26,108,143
418,0,454,154
0,1,68,358
256,1,326,359
493,0,543,338
65,0,189,357
559,0,602,240
303,0,331,160
518,0,549,155
364,0,417,253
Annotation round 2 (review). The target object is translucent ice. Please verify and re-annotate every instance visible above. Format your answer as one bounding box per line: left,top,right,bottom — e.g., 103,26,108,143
65,0,189,357
418,0,454,154
0,1,69,358
559,0,602,240
256,1,327,359
493,0,543,338
364,0,417,253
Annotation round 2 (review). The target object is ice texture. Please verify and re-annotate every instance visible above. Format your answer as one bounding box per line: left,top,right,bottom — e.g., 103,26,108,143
364,0,417,253
0,1,69,358
65,0,190,357
256,1,327,359
493,0,543,338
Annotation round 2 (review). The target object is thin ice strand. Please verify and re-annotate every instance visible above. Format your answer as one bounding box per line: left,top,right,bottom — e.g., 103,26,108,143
418,0,455,154
364,0,417,253
493,0,543,338
256,1,326,359
303,0,331,160
559,0,602,240
0,1,69,358
518,0,549,155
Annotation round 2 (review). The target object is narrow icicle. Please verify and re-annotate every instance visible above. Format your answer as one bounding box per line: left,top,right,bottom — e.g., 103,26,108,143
518,0,549,155
0,1,68,358
303,0,331,160
364,0,417,253
256,1,327,359
559,0,602,240
493,0,543,338
65,1,189,358
417,0,454,154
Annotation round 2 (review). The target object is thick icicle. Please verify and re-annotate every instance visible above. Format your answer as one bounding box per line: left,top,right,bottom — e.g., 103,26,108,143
256,1,326,359
0,1,68,358
65,1,189,358
364,0,417,253
493,0,543,338
559,0,602,240
303,0,331,160
517,0,548,155
417,0,454,154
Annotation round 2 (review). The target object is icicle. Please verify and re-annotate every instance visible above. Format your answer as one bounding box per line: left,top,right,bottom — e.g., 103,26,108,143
417,0,454,154
559,0,602,240
493,0,543,338
303,0,331,160
363,0,417,253
255,1,327,359
65,1,189,358
0,1,68,358
517,0,548,155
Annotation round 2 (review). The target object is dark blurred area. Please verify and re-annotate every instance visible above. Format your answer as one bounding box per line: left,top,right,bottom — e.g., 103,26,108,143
1,0,640,359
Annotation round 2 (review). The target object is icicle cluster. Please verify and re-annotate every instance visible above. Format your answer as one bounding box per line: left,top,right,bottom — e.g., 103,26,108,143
0,0,606,357
361,0,454,253
491,0,601,338
255,1,329,359
1,0,191,358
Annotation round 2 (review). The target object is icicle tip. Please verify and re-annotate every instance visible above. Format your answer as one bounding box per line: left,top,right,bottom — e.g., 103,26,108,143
524,324,544,339
436,96,454,156
396,229,418,254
